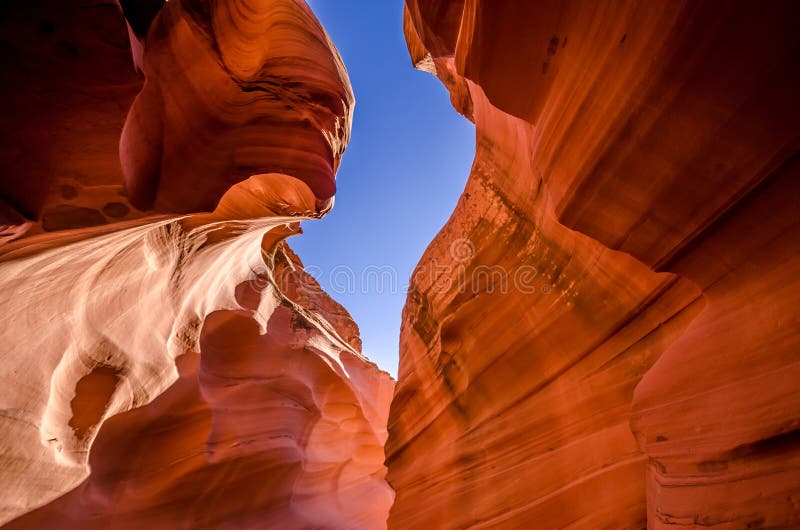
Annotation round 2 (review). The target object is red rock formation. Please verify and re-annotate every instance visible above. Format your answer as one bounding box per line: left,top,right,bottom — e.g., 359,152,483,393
389,1,800,528
0,1,392,529
120,0,353,213
0,0,351,238
0,0,144,235
4,0,800,527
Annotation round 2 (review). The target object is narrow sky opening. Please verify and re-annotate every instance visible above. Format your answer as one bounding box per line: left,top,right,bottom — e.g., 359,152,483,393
293,1,475,376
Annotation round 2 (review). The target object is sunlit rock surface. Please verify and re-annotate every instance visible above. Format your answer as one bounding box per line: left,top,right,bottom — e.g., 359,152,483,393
388,1,800,528
0,1,393,529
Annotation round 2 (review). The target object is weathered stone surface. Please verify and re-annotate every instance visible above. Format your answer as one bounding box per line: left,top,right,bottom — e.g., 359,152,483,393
0,0,142,221
388,1,800,528
0,2,392,529
120,0,353,213
3,0,799,528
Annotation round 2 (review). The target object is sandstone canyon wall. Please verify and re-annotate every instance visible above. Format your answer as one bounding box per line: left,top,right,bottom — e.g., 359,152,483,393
388,1,800,529
0,1,393,529
2,0,800,529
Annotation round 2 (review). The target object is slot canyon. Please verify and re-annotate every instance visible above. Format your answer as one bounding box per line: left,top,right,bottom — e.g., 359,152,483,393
0,0,798,529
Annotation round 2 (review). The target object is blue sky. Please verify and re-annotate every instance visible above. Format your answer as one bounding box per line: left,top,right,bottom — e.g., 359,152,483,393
292,1,475,375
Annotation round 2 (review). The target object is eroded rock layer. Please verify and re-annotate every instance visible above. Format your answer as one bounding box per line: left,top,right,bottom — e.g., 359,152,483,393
388,1,800,528
0,1,393,529
121,0,353,213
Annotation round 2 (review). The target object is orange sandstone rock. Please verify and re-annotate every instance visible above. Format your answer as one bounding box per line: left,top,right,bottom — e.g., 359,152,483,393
0,2,392,529
389,1,800,528
121,0,353,213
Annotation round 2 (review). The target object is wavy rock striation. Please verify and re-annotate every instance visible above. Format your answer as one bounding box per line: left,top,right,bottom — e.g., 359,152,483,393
120,0,353,213
0,1,393,529
388,1,800,528
4,0,800,528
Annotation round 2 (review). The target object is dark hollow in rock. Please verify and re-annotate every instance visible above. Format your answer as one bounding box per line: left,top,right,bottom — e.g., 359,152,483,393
59,185,78,199
42,205,107,231
102,202,130,218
